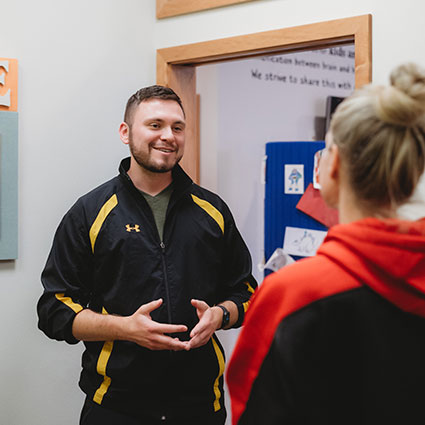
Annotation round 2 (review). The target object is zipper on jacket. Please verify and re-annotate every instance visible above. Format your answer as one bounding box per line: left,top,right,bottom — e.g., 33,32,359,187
160,241,172,325
130,185,174,326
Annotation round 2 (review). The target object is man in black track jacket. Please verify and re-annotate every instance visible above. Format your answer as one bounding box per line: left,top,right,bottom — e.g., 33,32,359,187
37,85,257,425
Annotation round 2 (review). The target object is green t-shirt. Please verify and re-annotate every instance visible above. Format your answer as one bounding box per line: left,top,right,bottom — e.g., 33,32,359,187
140,184,173,241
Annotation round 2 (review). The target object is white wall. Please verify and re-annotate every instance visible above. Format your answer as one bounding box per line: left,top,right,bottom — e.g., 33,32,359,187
0,1,155,424
1,1,425,424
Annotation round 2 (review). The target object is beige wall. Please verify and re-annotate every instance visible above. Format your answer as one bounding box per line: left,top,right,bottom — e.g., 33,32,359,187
1,1,424,424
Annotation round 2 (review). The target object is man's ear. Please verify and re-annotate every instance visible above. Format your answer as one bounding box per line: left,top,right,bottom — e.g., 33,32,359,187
119,122,130,145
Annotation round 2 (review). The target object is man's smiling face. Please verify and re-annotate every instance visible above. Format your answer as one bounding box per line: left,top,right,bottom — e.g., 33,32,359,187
127,98,186,173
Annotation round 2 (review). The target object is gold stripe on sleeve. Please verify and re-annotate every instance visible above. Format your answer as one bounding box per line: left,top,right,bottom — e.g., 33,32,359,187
245,282,255,294
93,307,114,405
243,300,251,313
191,194,224,234
55,293,83,314
211,335,225,412
89,194,118,253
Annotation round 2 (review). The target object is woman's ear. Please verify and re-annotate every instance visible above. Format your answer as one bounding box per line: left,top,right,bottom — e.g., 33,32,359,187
328,144,340,181
319,143,341,210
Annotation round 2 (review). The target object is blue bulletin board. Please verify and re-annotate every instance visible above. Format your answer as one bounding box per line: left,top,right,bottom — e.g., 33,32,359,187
264,141,326,267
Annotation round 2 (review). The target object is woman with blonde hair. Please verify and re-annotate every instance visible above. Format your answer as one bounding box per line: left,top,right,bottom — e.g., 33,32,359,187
228,63,425,425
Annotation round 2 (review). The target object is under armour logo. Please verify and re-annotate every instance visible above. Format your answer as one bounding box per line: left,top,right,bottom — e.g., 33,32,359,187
126,224,140,232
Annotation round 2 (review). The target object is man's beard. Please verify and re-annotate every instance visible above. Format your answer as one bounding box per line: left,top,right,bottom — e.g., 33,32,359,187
128,134,182,174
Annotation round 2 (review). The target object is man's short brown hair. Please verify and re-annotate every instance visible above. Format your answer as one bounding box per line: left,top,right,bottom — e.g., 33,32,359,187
124,85,185,126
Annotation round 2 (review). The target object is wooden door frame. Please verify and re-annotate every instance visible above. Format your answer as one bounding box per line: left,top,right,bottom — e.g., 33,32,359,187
157,14,372,182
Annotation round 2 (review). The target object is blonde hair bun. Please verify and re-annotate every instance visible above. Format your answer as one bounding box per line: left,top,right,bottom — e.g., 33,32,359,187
376,63,425,126
330,62,425,210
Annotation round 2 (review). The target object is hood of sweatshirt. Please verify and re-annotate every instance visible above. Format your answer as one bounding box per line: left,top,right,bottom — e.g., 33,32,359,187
318,217,425,318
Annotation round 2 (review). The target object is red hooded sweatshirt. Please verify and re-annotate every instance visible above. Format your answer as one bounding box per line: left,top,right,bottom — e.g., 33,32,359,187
228,218,425,425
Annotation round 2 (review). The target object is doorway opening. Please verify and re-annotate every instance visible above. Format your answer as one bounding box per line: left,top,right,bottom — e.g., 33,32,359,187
156,14,372,181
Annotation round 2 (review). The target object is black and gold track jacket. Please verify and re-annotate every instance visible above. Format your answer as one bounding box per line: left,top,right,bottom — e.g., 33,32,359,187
37,157,257,420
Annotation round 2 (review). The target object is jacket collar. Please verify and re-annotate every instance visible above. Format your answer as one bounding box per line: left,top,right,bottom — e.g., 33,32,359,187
119,157,193,199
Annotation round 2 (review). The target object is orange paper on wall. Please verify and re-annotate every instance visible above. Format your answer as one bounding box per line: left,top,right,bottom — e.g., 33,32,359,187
0,58,18,112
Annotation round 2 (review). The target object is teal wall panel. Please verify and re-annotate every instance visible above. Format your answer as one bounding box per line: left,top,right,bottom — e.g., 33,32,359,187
0,111,18,259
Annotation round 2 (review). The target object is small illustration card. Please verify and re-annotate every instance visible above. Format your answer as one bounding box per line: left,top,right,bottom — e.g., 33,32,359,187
284,164,304,194
283,226,327,257
261,248,295,272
